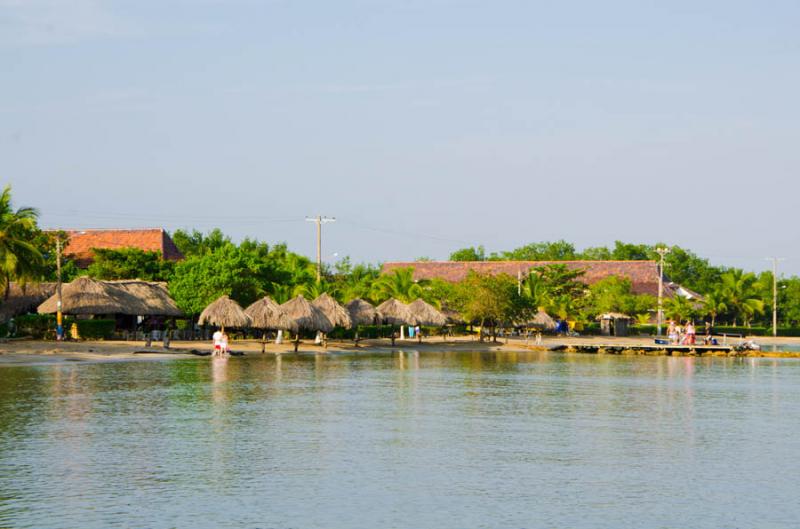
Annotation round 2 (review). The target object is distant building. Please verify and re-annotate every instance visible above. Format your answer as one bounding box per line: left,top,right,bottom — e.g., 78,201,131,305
381,260,664,296
58,228,184,268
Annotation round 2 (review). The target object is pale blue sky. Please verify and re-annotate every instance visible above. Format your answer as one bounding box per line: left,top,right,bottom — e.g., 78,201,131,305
3,0,799,273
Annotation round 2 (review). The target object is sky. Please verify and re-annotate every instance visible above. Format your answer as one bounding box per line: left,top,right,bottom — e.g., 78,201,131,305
2,0,799,274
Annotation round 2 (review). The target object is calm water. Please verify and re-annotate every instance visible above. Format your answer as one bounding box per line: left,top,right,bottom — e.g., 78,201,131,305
1,351,799,529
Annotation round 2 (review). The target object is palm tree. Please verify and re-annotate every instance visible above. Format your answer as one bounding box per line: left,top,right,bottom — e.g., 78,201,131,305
720,270,765,327
0,186,43,296
702,289,728,328
370,267,424,303
664,295,696,322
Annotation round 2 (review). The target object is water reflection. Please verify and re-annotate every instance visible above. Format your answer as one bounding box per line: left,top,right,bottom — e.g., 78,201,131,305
1,352,800,528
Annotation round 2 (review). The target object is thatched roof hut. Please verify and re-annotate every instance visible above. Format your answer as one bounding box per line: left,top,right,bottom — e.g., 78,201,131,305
441,308,465,325
280,295,333,334
1,282,56,321
528,309,556,330
198,295,251,328
245,296,288,330
38,277,144,315
38,278,182,317
312,293,352,329
376,298,416,326
345,298,381,326
407,299,447,326
108,280,183,317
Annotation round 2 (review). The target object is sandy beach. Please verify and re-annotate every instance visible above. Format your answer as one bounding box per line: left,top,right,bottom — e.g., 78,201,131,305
2,334,800,365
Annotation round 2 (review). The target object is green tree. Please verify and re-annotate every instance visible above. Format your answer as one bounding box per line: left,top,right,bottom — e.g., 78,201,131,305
701,289,728,327
87,248,175,281
457,272,531,341
585,276,655,318
579,246,612,260
497,240,577,261
370,267,425,303
719,269,765,326
171,228,231,257
0,186,44,294
664,295,697,322
449,246,486,261
521,264,586,317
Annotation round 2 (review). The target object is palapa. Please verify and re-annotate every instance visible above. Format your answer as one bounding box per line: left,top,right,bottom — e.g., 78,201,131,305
245,296,288,329
312,293,352,329
407,299,447,327
529,309,556,330
108,280,183,317
280,295,333,351
2,282,56,321
280,295,333,334
38,276,145,315
345,298,381,326
376,298,416,326
198,295,251,329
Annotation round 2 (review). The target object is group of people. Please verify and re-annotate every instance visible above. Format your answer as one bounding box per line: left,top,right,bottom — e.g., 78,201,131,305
212,329,230,356
667,320,716,345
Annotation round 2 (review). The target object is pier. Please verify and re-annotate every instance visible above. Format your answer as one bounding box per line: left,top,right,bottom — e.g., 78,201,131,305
549,342,736,356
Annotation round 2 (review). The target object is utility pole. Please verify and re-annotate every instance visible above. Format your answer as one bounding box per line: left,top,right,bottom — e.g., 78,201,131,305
656,247,670,336
305,216,335,282
765,257,785,337
55,236,64,341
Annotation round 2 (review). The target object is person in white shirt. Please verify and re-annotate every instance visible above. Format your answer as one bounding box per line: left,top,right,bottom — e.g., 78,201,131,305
212,330,223,356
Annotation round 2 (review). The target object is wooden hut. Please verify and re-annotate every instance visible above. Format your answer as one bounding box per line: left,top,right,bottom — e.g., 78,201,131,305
1,282,56,322
38,276,143,316
280,295,333,352
598,312,632,337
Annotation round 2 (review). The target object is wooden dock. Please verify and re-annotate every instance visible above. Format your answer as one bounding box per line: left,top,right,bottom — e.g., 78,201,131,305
549,342,736,356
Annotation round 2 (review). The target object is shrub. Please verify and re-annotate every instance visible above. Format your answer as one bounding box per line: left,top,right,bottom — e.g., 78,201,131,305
74,319,116,340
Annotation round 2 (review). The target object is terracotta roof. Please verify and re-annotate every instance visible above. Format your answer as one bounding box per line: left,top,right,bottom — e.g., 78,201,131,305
58,228,184,267
381,260,662,296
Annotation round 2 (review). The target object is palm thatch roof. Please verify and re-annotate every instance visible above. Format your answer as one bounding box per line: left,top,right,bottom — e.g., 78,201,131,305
280,295,333,333
312,293,352,329
38,278,183,317
597,312,632,320
1,282,56,321
376,298,416,326
441,308,464,325
407,299,447,326
198,295,251,328
245,296,288,330
107,280,183,317
528,309,556,330
345,298,381,326
38,277,145,315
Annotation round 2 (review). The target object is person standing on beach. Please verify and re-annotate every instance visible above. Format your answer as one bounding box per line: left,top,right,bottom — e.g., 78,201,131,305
221,332,230,356
212,329,223,356
685,321,696,345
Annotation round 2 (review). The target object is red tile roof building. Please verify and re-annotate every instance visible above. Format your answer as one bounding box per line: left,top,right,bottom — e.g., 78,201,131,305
61,228,184,267
381,261,662,296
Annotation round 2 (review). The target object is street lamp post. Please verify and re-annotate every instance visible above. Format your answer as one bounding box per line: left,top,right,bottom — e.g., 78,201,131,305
656,247,670,336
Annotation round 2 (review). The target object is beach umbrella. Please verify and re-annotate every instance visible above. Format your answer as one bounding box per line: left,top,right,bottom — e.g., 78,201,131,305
245,296,288,352
407,299,447,327
312,293,352,329
529,309,556,331
38,276,145,316
346,298,381,326
345,298,381,345
245,296,288,330
376,298,416,346
407,299,447,342
280,295,333,351
198,295,251,331
376,298,416,326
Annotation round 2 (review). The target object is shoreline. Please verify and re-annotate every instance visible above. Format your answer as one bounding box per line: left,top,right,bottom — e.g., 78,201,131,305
2,334,800,365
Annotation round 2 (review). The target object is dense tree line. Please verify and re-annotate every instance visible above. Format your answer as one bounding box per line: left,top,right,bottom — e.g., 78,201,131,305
2,185,798,330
